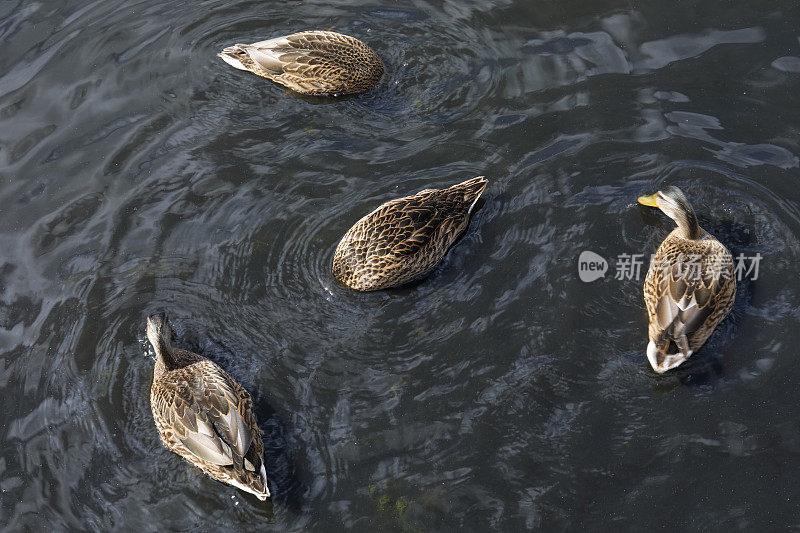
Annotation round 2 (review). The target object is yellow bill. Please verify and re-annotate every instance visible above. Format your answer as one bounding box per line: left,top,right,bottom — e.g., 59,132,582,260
637,193,659,207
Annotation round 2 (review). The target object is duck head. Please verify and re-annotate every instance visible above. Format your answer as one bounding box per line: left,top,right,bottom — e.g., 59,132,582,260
146,312,176,361
638,185,701,240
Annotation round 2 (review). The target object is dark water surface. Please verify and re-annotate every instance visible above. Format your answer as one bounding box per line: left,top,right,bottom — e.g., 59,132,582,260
2,0,800,530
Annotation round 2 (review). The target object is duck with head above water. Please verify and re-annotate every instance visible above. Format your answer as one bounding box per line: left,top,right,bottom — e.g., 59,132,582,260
146,312,270,500
218,30,384,96
637,186,736,373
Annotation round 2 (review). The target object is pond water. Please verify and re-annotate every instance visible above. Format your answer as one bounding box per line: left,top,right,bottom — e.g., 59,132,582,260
2,0,800,530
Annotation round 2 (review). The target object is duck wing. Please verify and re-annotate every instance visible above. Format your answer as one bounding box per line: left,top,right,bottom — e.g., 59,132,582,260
153,360,253,467
364,195,449,259
243,32,368,92
368,177,487,258
645,238,735,354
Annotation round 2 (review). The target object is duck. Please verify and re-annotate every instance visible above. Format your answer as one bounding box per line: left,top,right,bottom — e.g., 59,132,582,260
218,30,383,95
146,312,270,500
637,186,736,373
333,176,488,291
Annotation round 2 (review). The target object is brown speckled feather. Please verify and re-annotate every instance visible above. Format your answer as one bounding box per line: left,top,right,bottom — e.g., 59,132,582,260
218,31,383,95
643,228,736,367
149,341,269,499
332,177,488,291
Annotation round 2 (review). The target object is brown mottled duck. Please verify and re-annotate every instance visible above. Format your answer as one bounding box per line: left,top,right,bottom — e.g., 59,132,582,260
146,312,270,500
218,31,383,95
333,176,488,291
638,186,736,373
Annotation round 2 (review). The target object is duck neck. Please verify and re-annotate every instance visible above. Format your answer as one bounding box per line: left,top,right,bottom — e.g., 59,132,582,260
672,207,701,240
153,336,180,373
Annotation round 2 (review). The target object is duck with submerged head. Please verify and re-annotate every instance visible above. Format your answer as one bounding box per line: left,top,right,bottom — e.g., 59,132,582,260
332,176,488,291
218,30,384,96
146,312,270,500
637,186,736,373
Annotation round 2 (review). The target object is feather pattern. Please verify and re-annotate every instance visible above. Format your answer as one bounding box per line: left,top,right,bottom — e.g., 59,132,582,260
218,31,383,95
332,177,488,291
147,314,270,500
